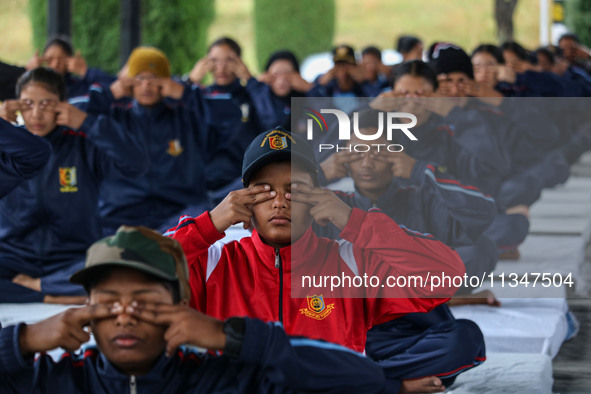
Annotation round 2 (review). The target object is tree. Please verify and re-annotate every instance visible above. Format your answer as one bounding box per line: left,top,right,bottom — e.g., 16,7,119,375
253,0,335,70
28,0,214,75
142,0,214,75
494,0,519,44
566,0,591,47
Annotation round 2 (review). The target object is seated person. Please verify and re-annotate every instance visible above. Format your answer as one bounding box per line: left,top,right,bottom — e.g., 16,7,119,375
25,35,115,100
186,37,264,195
0,226,387,393
425,46,531,259
0,117,52,197
359,46,391,97
0,67,147,304
312,45,366,113
318,109,497,284
168,127,484,393
247,50,313,130
496,41,566,97
397,35,424,62
76,46,211,234
316,110,493,378
558,32,591,75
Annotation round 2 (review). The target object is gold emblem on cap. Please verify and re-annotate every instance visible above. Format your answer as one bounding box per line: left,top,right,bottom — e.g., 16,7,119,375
260,129,295,150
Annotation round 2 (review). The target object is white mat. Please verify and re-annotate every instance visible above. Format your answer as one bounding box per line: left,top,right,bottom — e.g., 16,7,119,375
0,303,73,327
493,235,583,290
530,201,591,218
446,352,553,394
528,216,591,236
0,303,95,360
557,176,591,190
451,297,569,359
540,183,591,203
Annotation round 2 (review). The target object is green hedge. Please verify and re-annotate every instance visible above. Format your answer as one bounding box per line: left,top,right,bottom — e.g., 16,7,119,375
253,0,335,70
142,0,214,75
28,0,214,75
566,0,591,47
28,0,48,54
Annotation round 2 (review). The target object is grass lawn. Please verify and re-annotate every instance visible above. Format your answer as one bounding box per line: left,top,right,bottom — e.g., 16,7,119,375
1,0,542,73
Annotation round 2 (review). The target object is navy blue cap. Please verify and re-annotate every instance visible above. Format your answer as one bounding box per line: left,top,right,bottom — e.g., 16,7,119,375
428,42,474,79
242,127,318,186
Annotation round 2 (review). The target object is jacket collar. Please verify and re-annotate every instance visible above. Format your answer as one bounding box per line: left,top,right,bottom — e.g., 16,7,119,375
250,226,319,272
97,351,173,384
352,180,404,211
43,125,72,142
209,78,242,93
131,100,166,118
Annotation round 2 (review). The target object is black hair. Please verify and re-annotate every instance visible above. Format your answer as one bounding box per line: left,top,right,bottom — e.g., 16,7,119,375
362,46,382,60
397,36,422,54
558,33,580,44
265,50,300,72
534,47,555,64
501,41,530,61
393,60,439,90
291,157,319,187
472,44,504,64
208,37,242,57
16,67,67,101
85,267,182,304
43,35,74,56
356,108,382,130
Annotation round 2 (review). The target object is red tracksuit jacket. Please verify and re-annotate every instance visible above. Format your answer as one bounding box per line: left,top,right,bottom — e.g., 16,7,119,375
168,208,465,352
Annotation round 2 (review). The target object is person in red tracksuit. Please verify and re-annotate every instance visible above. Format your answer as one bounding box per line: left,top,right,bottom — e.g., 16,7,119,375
167,127,473,393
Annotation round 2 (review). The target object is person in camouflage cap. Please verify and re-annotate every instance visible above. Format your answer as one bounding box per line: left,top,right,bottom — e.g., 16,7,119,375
0,225,389,393
70,225,191,302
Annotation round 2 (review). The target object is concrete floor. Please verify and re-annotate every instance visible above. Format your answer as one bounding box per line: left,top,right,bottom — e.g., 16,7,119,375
552,297,591,393
552,152,591,393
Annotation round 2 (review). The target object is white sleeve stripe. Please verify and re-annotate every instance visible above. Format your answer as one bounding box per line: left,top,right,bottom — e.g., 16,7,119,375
206,241,226,281
424,168,495,202
337,239,359,276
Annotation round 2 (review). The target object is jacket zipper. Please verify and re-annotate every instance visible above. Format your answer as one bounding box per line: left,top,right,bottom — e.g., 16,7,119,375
129,375,136,394
275,248,283,323
36,168,46,255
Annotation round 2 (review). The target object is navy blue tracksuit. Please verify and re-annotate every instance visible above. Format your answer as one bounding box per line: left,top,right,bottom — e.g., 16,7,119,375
245,78,306,130
198,79,263,193
77,83,210,233
366,305,485,388
309,77,366,113
461,99,568,252
400,107,529,253
0,118,52,198
0,118,147,302
401,106,510,197
0,318,388,393
470,99,569,209
65,68,115,101
495,70,566,97
558,66,591,97
361,74,390,97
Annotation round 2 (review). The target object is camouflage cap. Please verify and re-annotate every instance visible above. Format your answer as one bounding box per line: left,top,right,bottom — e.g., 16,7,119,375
70,225,191,302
